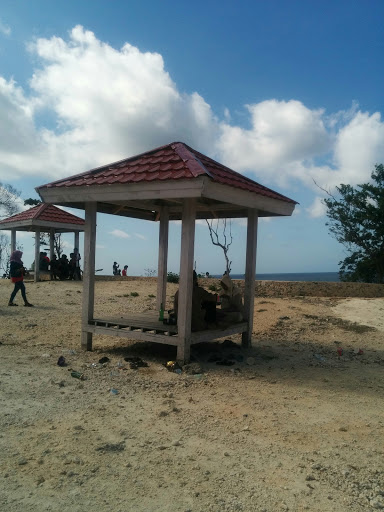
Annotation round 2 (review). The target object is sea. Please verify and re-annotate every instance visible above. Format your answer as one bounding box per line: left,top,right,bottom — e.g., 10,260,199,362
212,272,339,282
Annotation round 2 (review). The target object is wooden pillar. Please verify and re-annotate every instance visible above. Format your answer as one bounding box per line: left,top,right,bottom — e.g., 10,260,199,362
242,209,258,348
10,229,16,254
157,206,169,311
81,202,97,351
74,231,80,252
34,228,40,283
49,229,55,260
176,198,196,363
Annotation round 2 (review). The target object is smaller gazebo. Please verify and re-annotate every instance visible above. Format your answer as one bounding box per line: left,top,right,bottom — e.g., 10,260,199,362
0,203,85,282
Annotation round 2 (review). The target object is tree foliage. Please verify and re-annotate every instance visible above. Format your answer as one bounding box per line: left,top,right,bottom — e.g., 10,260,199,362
0,182,21,219
323,164,384,283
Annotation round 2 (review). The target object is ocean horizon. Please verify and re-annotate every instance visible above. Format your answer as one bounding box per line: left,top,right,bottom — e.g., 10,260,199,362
211,272,340,282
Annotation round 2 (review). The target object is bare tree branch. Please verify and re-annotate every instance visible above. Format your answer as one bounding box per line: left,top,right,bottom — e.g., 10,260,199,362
206,218,232,274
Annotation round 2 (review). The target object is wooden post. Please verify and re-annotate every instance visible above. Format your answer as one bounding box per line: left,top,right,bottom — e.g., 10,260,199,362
49,229,55,281
74,231,80,252
157,206,169,312
34,228,40,283
176,198,196,363
10,229,16,254
49,228,55,260
242,209,258,348
81,202,97,351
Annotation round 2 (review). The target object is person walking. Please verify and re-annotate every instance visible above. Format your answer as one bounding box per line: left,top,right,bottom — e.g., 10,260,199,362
8,250,34,307
122,265,128,276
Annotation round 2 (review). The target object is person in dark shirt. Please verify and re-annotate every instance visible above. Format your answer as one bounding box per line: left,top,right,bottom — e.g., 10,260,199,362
8,250,34,307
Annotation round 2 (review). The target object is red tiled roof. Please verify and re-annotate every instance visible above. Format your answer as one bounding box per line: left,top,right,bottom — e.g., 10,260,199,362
0,204,85,226
38,142,297,204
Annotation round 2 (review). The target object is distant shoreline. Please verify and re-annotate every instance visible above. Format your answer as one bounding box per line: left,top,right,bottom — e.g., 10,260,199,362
210,272,340,282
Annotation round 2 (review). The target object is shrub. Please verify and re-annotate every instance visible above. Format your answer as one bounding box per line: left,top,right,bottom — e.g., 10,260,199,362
130,291,139,297
208,284,218,292
148,294,155,298
167,271,179,284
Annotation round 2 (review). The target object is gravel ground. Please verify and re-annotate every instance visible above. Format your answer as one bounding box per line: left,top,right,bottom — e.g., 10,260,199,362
0,279,383,512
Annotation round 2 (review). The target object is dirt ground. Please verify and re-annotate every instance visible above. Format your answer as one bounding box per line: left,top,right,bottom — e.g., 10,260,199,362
0,278,383,512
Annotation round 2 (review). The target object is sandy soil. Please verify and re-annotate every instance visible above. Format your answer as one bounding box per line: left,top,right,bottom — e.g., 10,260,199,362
0,278,383,512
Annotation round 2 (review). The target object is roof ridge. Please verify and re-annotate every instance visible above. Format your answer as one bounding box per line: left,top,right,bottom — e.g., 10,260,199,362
172,142,209,178
34,203,49,219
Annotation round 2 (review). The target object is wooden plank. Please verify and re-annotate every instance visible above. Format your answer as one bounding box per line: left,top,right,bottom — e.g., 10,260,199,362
91,315,178,334
157,206,169,311
176,198,196,362
86,325,180,345
81,202,97,351
242,209,258,348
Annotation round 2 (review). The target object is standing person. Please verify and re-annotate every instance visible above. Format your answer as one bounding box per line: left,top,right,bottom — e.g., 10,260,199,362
122,265,128,276
8,250,34,307
113,262,120,275
73,247,81,280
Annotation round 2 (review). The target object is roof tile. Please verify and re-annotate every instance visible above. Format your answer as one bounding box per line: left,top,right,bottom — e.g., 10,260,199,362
0,204,85,226
37,141,297,204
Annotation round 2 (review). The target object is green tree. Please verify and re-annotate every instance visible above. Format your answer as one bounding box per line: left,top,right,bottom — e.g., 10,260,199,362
323,164,384,283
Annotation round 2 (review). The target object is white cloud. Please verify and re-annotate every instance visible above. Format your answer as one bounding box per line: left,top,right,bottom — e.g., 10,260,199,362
307,196,327,218
109,229,130,239
96,244,106,249
0,25,382,222
0,19,11,36
134,233,147,240
217,100,331,181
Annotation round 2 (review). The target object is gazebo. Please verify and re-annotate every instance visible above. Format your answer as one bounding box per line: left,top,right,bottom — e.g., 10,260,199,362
0,203,85,282
36,141,297,362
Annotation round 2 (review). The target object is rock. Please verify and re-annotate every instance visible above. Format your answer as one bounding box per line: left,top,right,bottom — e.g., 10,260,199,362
18,457,28,465
246,357,256,365
370,498,384,509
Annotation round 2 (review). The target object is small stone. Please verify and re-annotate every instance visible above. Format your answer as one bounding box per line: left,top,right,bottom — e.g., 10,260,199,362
246,357,255,365
36,476,45,485
18,457,27,465
305,474,315,481
339,426,348,432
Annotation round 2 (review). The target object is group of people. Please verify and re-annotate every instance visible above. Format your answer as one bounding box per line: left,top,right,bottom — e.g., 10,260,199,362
173,271,244,331
50,250,81,281
113,262,128,276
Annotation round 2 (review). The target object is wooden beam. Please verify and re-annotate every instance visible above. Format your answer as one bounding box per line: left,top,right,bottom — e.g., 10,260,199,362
242,209,258,347
37,179,205,204
202,179,296,216
74,230,80,253
176,198,196,363
81,202,97,351
34,228,40,283
157,206,169,312
10,229,16,254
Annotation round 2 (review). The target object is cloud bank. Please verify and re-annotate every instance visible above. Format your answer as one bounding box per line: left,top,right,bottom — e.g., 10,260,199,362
0,25,383,218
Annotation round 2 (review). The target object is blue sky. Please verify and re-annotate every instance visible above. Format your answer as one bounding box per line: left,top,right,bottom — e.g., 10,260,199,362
0,0,383,275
